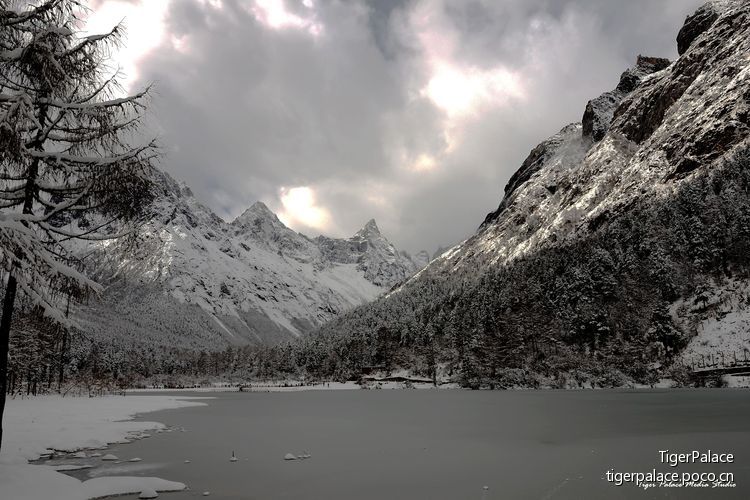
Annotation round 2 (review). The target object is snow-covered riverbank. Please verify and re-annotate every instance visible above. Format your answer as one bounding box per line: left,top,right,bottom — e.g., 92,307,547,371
0,394,207,500
126,379,462,393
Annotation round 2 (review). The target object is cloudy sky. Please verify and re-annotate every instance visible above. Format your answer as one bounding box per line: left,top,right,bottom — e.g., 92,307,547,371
86,0,704,253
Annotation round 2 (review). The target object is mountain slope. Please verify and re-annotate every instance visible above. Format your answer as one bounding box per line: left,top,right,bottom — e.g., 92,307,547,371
408,0,749,278
75,170,427,349
306,0,750,387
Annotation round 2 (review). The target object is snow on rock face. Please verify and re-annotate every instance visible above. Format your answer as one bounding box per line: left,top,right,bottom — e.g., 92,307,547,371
612,2,749,179
673,279,750,365
230,201,320,265
482,122,588,228
78,170,426,347
406,0,750,285
317,219,425,288
582,55,670,142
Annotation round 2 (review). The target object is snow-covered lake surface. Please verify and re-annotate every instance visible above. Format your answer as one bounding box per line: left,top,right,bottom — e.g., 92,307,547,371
67,389,750,500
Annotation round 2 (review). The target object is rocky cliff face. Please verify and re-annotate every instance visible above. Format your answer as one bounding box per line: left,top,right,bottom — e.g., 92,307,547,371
313,0,750,387
76,169,427,349
432,0,749,278
481,55,670,228
317,219,425,287
581,56,671,142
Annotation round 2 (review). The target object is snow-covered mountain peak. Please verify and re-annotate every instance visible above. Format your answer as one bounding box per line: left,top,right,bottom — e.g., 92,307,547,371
234,200,277,221
356,218,381,238
77,172,429,346
226,200,321,264
231,201,285,231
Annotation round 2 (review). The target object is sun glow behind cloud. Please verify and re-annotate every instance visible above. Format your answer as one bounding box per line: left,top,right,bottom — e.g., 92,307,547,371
78,0,701,253
249,0,323,37
399,0,527,174
83,1,172,92
412,153,438,172
423,64,524,118
278,186,331,231
410,0,526,117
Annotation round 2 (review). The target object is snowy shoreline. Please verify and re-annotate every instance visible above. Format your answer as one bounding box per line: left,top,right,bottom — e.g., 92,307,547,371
126,381,463,392
0,394,207,500
125,375,750,393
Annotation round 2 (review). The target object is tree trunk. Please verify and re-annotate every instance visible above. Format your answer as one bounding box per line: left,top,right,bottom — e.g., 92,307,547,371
0,274,18,451
58,330,67,390
0,107,45,450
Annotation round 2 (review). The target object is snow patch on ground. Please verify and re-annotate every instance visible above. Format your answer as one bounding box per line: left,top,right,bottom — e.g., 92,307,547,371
0,395,205,500
241,382,361,392
1,395,206,461
82,476,185,499
724,375,750,388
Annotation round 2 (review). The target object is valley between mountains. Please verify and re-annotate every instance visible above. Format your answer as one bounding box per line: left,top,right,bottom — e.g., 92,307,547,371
33,0,750,388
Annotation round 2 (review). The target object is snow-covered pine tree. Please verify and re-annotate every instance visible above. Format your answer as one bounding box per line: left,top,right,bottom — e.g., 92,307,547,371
0,0,158,449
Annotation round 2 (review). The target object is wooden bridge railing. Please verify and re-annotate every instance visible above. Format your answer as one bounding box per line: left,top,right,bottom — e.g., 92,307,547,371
686,349,750,373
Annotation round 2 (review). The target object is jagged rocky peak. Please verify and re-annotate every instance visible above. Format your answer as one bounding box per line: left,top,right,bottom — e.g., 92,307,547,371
354,218,382,239
314,218,425,287
230,200,321,264
318,218,392,261
247,200,276,217
232,201,281,226
146,169,225,230
582,55,670,142
677,1,721,55
78,161,432,346
230,200,296,240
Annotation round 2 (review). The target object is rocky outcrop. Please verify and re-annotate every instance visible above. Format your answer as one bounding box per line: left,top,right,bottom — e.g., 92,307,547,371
612,0,750,178
316,219,426,287
482,123,583,227
484,54,670,228
677,2,721,55
582,55,670,142
230,201,320,264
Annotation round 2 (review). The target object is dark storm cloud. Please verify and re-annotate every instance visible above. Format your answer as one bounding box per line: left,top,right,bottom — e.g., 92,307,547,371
124,0,705,253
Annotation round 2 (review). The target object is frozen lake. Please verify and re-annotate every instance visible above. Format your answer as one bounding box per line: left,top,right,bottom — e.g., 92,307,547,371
81,389,750,499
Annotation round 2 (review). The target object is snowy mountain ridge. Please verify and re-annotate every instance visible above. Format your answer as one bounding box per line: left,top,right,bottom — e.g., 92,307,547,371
402,0,749,286
311,0,750,387
76,168,428,348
